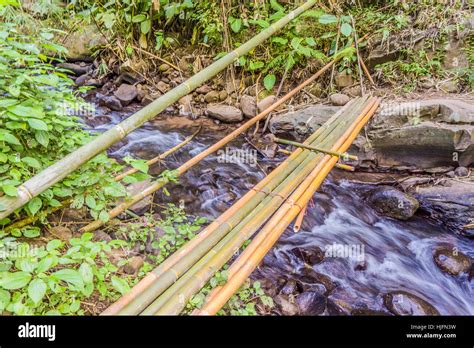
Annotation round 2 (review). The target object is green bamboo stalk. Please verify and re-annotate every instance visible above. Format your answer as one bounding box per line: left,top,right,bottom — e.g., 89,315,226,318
144,99,373,315
273,137,359,161
118,98,367,314
0,0,319,219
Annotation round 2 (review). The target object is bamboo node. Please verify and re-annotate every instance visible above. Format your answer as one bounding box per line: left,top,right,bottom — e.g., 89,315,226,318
18,185,33,200
114,125,127,139
183,82,193,93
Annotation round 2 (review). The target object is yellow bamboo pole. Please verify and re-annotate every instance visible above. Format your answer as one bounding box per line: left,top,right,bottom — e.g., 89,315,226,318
293,203,307,233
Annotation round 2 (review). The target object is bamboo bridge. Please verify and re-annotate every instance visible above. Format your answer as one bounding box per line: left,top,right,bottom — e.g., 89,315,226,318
0,0,381,315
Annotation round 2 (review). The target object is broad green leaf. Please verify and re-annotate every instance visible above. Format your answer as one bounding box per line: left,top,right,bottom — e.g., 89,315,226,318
264,74,276,91
51,269,84,289
341,23,353,37
0,272,31,290
0,132,21,145
36,256,56,273
141,19,151,34
35,130,49,147
79,263,93,284
85,195,96,209
0,289,11,311
46,239,62,252
132,14,146,23
27,197,42,216
22,157,41,169
28,279,46,304
27,119,48,131
319,14,338,24
111,276,130,295
2,185,18,197
22,227,40,238
7,105,45,118
230,18,242,33
131,161,149,173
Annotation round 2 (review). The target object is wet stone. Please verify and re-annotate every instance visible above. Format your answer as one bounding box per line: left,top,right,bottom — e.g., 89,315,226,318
367,186,419,220
296,291,327,315
433,246,472,276
383,291,440,316
114,83,138,105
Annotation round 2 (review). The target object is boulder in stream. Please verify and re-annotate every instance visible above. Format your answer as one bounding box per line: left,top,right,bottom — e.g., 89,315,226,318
206,105,243,123
367,186,419,220
296,291,327,315
269,105,340,139
433,246,472,276
383,291,440,316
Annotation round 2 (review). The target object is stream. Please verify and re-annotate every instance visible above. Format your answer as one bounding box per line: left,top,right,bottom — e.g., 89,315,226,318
84,103,474,316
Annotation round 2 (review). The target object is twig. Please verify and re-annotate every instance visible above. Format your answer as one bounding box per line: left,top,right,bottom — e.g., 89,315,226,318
130,45,182,72
351,16,365,96
330,18,341,92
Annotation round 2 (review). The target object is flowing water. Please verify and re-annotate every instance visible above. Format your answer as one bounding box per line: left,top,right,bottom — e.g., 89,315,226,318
85,105,474,315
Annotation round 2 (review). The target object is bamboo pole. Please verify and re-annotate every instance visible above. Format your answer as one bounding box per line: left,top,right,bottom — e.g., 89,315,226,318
114,127,200,182
196,99,381,315
105,98,367,315
293,203,307,232
82,52,347,234
143,99,376,315
335,163,355,171
273,137,358,161
0,0,319,219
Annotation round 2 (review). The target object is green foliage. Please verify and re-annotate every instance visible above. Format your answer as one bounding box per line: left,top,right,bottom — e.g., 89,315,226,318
116,204,207,264
0,24,128,228
0,233,135,315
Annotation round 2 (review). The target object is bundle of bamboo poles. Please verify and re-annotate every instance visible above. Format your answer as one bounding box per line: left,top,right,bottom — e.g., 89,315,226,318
102,96,379,315
196,98,381,315
0,0,319,219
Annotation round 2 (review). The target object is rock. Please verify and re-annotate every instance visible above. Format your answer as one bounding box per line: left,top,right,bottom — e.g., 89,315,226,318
240,95,257,118
123,256,144,275
359,99,474,170
204,91,220,103
439,80,459,93
335,71,354,88
62,24,106,61
114,84,138,105
269,105,340,139
433,246,472,276
61,208,87,222
329,93,350,106
454,166,469,177
367,186,419,220
206,105,243,123
383,291,440,315
343,85,362,97
126,179,152,215
218,90,228,101
196,85,212,94
57,62,90,76
274,294,299,316
296,291,327,315
93,230,112,243
257,95,278,113
157,81,171,94
290,247,324,265
75,74,89,86
48,226,72,241
178,95,194,116
414,180,474,235
159,63,170,72
97,94,122,111
280,279,298,296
